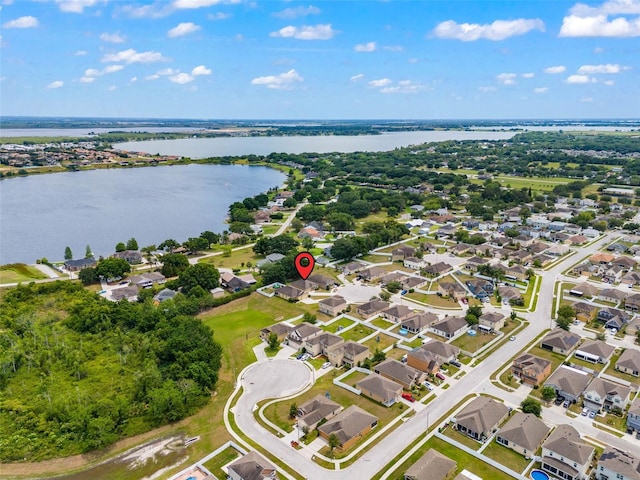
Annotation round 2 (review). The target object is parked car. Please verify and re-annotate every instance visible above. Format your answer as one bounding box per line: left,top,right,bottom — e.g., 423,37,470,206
573,320,580,325
450,360,462,368
588,411,596,419
423,382,434,391
401,392,415,402
563,400,570,408
435,372,446,381
400,290,408,295
554,396,565,406
509,336,516,341
296,353,304,360
322,361,331,369
581,407,589,416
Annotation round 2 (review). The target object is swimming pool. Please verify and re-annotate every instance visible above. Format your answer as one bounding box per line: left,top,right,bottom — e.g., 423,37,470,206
531,469,550,480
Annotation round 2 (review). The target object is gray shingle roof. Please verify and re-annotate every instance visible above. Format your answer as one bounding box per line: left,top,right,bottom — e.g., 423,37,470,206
497,412,550,451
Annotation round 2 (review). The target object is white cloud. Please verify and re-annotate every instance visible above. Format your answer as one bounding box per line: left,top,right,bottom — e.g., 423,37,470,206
350,73,364,82
75,50,88,56
3,16,39,28
191,65,212,76
157,68,178,76
604,79,615,85
383,45,404,52
251,69,303,89
83,65,124,79
79,76,95,83
121,3,173,19
108,85,117,91
534,87,549,93
577,63,626,73
145,74,160,81
544,65,567,74
208,12,231,20
55,0,99,13
273,5,320,19
594,46,605,53
580,96,594,102
560,0,640,37
169,72,194,84
432,18,545,41
497,73,518,85
103,64,124,74
101,49,167,64
521,72,535,78
173,0,231,8
47,80,64,89
379,80,426,94
130,76,138,83
566,74,593,83
478,86,497,92
354,41,376,52
270,24,336,40
168,22,201,38
100,31,125,43
368,78,392,88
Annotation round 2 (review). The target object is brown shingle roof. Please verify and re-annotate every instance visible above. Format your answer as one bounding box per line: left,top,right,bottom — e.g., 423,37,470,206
497,412,550,451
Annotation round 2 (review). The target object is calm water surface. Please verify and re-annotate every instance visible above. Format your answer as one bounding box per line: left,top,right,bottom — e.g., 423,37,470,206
0,165,285,264
115,131,518,158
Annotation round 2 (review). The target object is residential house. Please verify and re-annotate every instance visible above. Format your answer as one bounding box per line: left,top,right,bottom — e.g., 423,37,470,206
407,348,444,375
221,272,251,293
621,271,640,287
356,299,389,318
466,279,494,300
360,266,388,282
256,253,285,268
128,272,166,288
612,256,637,270
628,317,640,336
616,349,640,377
113,250,143,264
356,374,403,407
319,296,348,316
404,257,426,270
287,324,322,350
496,412,550,458
510,250,533,265
227,451,278,480
341,262,364,275
540,329,581,355
506,264,529,281
464,256,488,272
327,341,369,368
582,228,600,238
423,262,453,277
290,279,316,294
153,288,176,303
529,241,550,255
308,274,336,290
544,366,592,403
625,294,640,312
420,340,460,363
450,243,472,256
568,235,588,245
402,276,429,290
590,253,615,265
297,394,341,431
274,285,305,301
438,281,467,301
571,282,599,298
260,323,292,343
374,359,426,390
583,377,631,413
303,332,344,357
381,305,414,323
453,397,509,441
404,449,457,480
511,353,552,386
604,265,625,284
574,339,615,364
401,312,439,334
541,425,594,480
64,257,97,271
547,244,570,256
498,286,523,304
599,289,627,304
381,272,407,286
572,302,599,322
318,405,378,452
596,447,640,480
111,285,139,302
392,245,416,262
430,316,468,340
627,397,640,432
298,225,324,240
478,312,506,332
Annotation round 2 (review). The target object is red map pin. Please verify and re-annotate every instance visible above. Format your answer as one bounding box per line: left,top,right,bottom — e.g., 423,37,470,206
294,252,315,280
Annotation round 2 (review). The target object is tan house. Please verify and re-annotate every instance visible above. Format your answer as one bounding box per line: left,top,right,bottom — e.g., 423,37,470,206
404,449,457,480
511,353,552,386
303,332,344,357
496,412,550,458
407,348,445,375
374,359,426,390
420,340,460,363
438,282,467,301
544,366,592,403
356,299,390,318
574,339,615,364
260,323,292,343
274,285,305,301
540,329,581,355
615,348,640,377
381,304,414,323
327,341,370,368
583,377,631,413
479,312,506,332
540,425,594,480
453,397,509,441
317,405,378,452
297,394,342,430
572,302,599,322
356,373,403,407
424,262,453,277
430,316,468,340
287,324,323,350
360,266,387,282
227,451,278,480
319,296,348,316
401,312,439,333
596,447,640,480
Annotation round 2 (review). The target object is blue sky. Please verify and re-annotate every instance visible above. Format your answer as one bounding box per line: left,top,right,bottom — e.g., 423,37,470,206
1,0,639,119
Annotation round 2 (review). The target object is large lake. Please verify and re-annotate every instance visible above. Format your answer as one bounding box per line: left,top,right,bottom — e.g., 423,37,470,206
115,131,518,158
0,165,285,265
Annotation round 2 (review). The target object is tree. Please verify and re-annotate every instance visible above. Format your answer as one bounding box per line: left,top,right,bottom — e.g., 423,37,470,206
328,433,340,452
468,305,483,318
541,386,556,402
372,349,386,363
268,332,279,351
159,239,180,252
126,238,139,251
465,313,478,326
115,242,126,252
386,281,402,294
200,231,220,246
160,253,190,277
179,264,220,296
85,245,93,258
521,398,542,416
96,258,131,279
556,305,575,331
289,403,298,419
183,237,209,254
79,267,97,285
510,311,517,321
303,312,317,324
64,246,73,260
379,291,391,301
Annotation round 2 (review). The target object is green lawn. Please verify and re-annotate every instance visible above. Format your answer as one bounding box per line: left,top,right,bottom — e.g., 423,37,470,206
340,324,376,342
322,317,356,333
370,316,394,330
603,352,640,386
482,441,530,473
0,263,47,283
451,331,495,353
202,446,241,479
441,426,482,451
198,246,259,270
343,370,371,387
363,333,398,351
406,292,462,309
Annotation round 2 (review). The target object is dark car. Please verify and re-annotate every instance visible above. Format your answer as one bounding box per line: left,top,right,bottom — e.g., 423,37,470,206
450,360,462,368
554,396,565,406
435,372,446,381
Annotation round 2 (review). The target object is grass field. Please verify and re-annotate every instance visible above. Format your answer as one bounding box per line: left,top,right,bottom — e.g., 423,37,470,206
370,316,394,329
198,246,259,270
202,446,240,479
451,331,495,353
0,263,47,283
340,324,376,342
321,317,356,333
363,332,397,351
482,441,529,473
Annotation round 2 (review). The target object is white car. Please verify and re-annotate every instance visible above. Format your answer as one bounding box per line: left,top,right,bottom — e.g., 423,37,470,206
322,361,331,369
509,336,516,341
423,382,434,391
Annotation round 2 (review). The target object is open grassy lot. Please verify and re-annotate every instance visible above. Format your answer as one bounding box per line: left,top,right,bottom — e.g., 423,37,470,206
202,446,240,479
451,331,495,354
386,348,410,361
0,263,47,283
321,317,356,333
363,332,398,351
343,370,371,387
482,441,530,473
340,324,376,342
198,246,259,270
370,316,394,329
406,291,462,308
